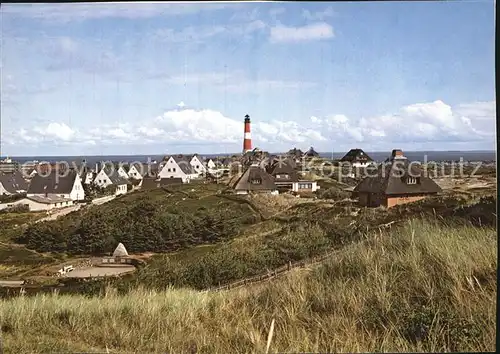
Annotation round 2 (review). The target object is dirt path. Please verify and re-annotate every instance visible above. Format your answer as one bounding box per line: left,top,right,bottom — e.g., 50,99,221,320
36,204,82,223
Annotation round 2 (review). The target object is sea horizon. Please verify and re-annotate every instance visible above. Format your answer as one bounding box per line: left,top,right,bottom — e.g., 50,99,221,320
1,149,496,165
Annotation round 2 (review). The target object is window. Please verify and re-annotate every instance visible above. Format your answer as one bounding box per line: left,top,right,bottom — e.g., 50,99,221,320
173,168,176,172
167,168,171,172
407,176,417,184
250,179,262,185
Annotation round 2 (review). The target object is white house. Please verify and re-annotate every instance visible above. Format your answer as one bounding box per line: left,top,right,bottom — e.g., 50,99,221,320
127,162,159,180
27,170,85,201
0,195,74,212
267,160,320,194
206,158,216,170
127,164,143,180
340,149,374,168
189,154,207,175
93,167,129,195
116,166,129,179
158,156,198,183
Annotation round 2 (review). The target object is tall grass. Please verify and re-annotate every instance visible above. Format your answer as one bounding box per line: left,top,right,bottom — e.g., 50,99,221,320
0,219,496,353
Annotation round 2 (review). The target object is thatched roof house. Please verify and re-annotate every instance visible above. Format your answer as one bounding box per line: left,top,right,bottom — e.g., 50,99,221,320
233,166,277,195
353,150,442,208
303,147,320,158
340,149,374,166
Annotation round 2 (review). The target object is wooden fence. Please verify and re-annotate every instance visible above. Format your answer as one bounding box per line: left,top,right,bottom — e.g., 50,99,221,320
204,219,401,293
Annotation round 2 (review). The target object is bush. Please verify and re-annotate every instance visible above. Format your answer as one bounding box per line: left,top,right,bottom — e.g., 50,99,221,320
317,187,350,200
0,204,29,214
20,191,253,255
0,193,26,203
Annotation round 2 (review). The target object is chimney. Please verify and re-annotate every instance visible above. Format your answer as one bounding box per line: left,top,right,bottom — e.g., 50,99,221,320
243,114,252,153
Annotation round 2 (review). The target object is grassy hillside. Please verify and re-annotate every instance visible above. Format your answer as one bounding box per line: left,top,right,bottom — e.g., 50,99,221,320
16,186,260,255
0,218,495,353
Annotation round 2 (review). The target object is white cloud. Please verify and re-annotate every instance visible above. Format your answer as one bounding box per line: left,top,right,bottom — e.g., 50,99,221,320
34,122,75,142
2,3,238,22
302,7,336,21
2,100,495,153
270,22,335,43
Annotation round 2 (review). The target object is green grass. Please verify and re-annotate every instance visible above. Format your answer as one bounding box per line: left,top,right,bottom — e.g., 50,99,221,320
0,211,46,242
1,218,495,353
0,244,58,279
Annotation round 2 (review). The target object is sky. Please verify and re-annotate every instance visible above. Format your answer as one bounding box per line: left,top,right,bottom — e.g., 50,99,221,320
0,1,496,156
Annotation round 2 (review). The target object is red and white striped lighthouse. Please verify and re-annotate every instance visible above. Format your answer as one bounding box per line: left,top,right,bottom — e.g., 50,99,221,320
243,114,252,153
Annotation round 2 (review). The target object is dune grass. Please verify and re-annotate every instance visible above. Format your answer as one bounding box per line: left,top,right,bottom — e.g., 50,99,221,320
0,218,496,353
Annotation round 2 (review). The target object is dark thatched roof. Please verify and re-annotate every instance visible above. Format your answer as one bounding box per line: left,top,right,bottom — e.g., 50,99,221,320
27,170,79,195
340,149,373,163
303,147,319,157
267,160,299,182
354,158,442,196
0,171,29,194
233,166,277,192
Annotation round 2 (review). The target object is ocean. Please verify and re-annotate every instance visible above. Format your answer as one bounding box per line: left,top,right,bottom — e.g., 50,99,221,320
3,151,496,165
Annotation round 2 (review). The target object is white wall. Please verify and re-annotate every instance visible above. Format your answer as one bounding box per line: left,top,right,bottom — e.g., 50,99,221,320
115,184,128,195
84,172,94,184
69,175,85,201
0,183,12,196
352,162,371,168
158,158,189,182
128,165,143,180
0,198,74,212
93,170,113,188
292,181,319,192
117,167,129,179
207,159,216,169
190,156,206,174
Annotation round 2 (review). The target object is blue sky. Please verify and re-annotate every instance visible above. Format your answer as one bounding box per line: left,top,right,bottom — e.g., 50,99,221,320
0,1,496,156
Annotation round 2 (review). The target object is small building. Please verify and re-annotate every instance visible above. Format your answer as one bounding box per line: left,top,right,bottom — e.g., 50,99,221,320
127,162,159,180
266,159,320,194
102,243,133,265
0,171,29,195
233,165,278,195
3,195,74,212
158,156,198,183
353,149,442,208
27,170,85,201
93,166,129,195
340,148,374,167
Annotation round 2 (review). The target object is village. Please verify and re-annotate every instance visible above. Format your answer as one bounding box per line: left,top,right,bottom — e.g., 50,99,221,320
0,114,488,214
0,114,496,286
